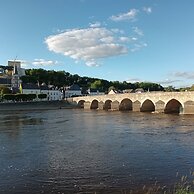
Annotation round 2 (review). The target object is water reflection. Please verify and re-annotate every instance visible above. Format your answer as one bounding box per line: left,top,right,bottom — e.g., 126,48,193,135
0,109,194,194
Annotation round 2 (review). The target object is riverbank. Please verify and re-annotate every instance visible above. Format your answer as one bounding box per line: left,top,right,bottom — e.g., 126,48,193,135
0,100,77,111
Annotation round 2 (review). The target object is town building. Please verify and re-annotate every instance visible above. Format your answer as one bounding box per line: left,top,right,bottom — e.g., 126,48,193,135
108,89,120,94
123,89,134,93
0,61,25,90
64,84,82,98
20,83,63,101
0,77,12,88
135,88,145,93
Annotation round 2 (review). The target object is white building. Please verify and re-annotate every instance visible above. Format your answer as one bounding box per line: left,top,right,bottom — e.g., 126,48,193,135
46,86,63,101
20,83,63,101
64,84,82,98
108,89,119,94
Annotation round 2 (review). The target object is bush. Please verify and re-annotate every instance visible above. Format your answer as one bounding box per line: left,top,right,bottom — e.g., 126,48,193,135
27,94,37,101
38,93,47,99
3,94,15,101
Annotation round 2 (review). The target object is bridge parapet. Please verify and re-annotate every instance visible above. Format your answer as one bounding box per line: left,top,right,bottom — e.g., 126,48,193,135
72,91,194,114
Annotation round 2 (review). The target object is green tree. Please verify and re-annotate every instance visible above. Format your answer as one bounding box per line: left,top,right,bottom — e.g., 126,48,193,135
0,86,12,101
0,86,11,94
22,68,164,93
90,80,103,90
189,84,194,91
165,86,176,92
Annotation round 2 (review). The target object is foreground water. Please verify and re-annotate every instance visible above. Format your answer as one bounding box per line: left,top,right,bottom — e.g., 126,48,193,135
0,109,194,194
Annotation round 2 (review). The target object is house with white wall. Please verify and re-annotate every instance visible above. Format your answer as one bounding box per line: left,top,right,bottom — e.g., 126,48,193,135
64,84,82,98
47,86,63,101
20,83,63,101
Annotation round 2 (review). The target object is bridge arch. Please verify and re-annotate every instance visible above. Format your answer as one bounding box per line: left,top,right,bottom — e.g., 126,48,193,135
104,100,112,110
90,100,98,109
78,100,85,108
140,99,155,112
119,98,132,111
164,99,183,114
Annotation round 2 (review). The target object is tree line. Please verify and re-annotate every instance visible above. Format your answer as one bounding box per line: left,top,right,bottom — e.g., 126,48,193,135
20,68,164,92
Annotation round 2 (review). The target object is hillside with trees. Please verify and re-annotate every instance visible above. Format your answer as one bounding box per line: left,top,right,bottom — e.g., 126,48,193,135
20,68,164,93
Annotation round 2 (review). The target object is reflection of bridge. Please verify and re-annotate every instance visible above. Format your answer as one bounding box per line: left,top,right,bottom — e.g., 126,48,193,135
72,92,194,114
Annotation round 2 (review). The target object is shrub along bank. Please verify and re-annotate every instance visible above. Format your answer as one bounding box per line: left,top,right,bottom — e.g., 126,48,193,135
2,93,47,102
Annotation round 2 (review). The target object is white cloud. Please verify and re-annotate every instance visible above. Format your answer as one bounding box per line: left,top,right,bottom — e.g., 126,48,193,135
119,36,131,43
89,22,101,28
32,59,58,66
110,9,139,22
131,37,138,41
172,71,194,79
111,28,125,34
126,78,143,83
19,59,58,68
143,7,152,14
130,42,147,52
133,27,144,36
158,79,181,85
45,27,128,67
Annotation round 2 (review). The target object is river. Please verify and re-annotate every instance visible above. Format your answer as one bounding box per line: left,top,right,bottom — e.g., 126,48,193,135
0,109,194,194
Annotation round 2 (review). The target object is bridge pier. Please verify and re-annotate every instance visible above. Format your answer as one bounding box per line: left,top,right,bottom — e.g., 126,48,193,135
155,100,165,113
133,101,141,112
98,101,104,110
111,101,119,110
84,101,91,109
183,101,194,114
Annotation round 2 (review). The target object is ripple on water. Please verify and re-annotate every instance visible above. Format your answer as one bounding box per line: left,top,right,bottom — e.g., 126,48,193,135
0,109,194,193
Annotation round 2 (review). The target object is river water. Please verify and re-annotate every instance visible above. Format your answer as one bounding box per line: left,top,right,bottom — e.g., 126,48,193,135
0,109,194,194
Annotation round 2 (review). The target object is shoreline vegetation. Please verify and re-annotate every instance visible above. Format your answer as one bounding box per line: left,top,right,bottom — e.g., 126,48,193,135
89,173,194,194
0,100,77,111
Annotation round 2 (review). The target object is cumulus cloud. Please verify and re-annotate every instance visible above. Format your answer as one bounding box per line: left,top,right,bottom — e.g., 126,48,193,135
45,27,128,67
110,9,139,22
143,7,152,14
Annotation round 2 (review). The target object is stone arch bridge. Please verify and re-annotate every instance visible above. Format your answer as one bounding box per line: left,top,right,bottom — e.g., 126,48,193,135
72,92,194,114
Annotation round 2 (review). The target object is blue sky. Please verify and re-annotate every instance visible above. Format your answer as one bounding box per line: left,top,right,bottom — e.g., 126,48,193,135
1,0,194,87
